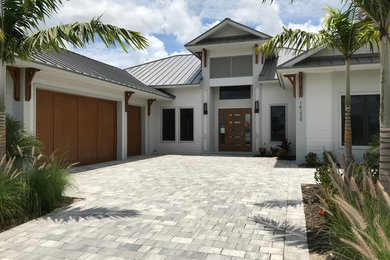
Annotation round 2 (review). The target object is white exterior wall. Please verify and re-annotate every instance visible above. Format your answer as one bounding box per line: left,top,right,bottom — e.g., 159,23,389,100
261,82,296,155
148,87,202,154
300,68,380,163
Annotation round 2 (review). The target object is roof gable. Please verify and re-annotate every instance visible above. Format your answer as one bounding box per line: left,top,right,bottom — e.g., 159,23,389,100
185,18,271,47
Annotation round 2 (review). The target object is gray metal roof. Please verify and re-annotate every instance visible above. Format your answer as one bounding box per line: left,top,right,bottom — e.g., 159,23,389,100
29,50,172,98
259,52,297,81
126,54,202,86
291,53,379,68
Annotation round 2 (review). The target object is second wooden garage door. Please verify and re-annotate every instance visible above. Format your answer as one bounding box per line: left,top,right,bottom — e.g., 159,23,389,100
36,89,117,166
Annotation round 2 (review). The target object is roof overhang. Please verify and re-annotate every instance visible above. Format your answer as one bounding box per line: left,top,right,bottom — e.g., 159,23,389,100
12,59,173,101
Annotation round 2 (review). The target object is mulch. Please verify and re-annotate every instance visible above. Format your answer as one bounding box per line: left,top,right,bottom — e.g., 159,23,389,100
0,197,79,233
301,184,333,259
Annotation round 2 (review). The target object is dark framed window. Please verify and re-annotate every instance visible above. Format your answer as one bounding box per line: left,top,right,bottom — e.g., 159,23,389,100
341,95,379,145
180,108,194,141
220,86,251,100
162,109,175,141
271,106,286,142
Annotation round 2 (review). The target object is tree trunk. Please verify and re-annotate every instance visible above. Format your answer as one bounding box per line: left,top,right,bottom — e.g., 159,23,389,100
379,34,390,192
0,62,6,159
344,58,353,178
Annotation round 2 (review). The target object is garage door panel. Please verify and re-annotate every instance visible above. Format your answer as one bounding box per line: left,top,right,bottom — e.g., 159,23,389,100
78,97,98,165
36,89,54,156
98,100,117,162
53,93,78,163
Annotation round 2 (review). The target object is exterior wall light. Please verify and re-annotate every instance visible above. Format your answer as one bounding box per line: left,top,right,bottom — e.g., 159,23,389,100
254,101,259,113
203,103,208,115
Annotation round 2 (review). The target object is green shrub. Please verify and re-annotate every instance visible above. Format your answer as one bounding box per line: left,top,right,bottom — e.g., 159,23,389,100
364,133,379,169
320,158,390,259
314,164,332,189
0,164,27,227
6,115,41,170
27,159,72,215
305,152,319,167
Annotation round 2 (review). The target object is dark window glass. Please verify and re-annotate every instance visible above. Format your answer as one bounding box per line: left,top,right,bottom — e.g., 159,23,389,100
341,95,379,145
220,86,251,100
271,106,286,142
180,109,194,141
162,109,175,141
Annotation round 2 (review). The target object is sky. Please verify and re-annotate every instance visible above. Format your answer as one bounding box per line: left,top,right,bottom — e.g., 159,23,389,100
42,0,343,69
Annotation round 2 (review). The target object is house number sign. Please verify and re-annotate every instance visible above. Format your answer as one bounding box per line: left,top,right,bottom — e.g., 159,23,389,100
299,100,303,121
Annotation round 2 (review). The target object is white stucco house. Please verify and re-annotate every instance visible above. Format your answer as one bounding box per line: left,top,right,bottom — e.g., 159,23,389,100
5,18,380,165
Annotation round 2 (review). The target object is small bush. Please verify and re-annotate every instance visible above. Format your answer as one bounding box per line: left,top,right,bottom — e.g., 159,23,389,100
277,139,291,153
364,133,379,168
314,164,332,189
305,152,319,167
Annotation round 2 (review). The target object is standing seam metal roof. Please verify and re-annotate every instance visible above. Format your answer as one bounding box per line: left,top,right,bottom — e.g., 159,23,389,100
126,54,202,86
29,50,172,98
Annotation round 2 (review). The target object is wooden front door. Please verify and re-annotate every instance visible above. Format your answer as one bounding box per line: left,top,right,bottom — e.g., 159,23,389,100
36,89,117,166
127,105,142,156
219,108,252,152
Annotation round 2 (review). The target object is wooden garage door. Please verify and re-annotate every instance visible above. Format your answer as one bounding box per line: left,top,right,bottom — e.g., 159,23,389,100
36,89,117,165
127,105,141,156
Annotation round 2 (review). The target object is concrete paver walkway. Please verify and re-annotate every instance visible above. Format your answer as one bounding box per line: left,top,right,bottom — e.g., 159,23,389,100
0,155,315,260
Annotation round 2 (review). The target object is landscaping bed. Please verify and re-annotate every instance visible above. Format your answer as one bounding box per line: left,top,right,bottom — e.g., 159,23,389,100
301,184,333,259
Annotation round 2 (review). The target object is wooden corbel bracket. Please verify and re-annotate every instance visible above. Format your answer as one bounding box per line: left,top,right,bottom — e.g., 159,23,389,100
283,73,297,98
25,68,40,101
6,66,21,101
147,99,156,116
124,91,134,112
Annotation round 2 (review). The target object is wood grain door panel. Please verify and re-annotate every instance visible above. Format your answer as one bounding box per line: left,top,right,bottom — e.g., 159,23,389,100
36,89,117,165
78,96,98,165
36,89,54,156
219,108,252,152
97,100,117,162
127,105,141,156
53,93,78,163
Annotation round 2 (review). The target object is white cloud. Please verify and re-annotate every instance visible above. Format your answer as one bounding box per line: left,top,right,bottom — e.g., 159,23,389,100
39,0,338,68
286,20,322,33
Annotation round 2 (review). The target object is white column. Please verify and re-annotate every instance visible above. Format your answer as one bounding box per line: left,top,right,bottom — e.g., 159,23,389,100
117,99,127,160
295,80,306,163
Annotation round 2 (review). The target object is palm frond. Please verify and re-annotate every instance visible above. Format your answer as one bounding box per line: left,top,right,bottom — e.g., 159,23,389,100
258,27,324,57
21,17,148,59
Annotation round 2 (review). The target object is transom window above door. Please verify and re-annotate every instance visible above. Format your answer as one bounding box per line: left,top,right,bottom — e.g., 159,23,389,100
219,86,251,100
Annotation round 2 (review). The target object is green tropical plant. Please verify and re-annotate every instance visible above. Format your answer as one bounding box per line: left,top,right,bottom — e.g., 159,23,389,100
6,115,41,170
305,152,319,167
259,6,378,178
0,0,148,159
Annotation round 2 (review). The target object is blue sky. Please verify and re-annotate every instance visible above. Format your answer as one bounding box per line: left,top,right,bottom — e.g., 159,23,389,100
45,0,343,68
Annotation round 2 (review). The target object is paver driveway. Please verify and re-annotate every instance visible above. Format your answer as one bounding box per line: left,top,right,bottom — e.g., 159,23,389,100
0,155,315,260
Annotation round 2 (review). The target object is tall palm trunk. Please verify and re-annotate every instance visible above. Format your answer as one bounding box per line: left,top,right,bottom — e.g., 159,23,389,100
344,58,353,178
379,34,390,192
0,62,6,159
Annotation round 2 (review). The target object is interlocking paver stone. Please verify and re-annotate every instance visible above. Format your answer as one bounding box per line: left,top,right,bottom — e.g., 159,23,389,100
0,155,315,259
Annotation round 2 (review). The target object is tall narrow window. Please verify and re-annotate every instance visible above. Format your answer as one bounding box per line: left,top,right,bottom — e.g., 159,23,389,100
341,95,379,145
180,109,194,141
271,106,286,142
162,109,175,141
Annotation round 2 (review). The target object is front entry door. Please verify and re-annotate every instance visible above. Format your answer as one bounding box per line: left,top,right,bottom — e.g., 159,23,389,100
219,108,252,152
127,105,142,156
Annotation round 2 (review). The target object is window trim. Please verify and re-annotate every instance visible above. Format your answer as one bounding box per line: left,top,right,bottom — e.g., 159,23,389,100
161,108,176,143
269,104,288,143
179,107,195,143
339,92,380,148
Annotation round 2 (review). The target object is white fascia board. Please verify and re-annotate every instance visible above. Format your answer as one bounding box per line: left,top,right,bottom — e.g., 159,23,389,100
186,39,268,52
277,63,380,74
259,79,279,84
153,84,200,89
13,59,172,101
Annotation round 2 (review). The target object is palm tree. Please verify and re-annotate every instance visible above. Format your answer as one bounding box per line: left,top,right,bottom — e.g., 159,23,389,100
349,0,390,191
0,0,148,158
259,7,377,177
